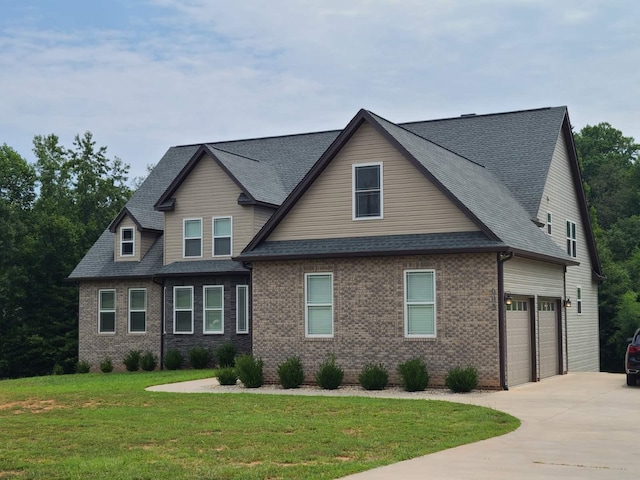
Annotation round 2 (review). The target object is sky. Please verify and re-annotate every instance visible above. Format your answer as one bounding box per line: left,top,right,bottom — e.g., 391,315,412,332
1,0,639,181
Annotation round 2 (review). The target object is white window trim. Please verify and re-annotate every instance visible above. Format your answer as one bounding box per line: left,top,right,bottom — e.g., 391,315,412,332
546,212,552,236
203,285,224,334
183,218,203,258
173,286,194,334
236,285,249,334
128,288,147,334
352,162,383,221
305,272,334,338
212,216,233,257
404,269,437,338
577,286,582,315
120,227,135,257
98,289,116,334
566,219,577,258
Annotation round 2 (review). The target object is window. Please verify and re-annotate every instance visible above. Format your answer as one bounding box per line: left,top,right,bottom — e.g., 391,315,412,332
506,300,528,311
98,289,116,333
404,270,436,337
546,212,552,235
566,220,577,258
184,219,202,257
236,285,249,334
212,217,232,256
174,286,193,333
129,289,146,333
537,300,555,312
353,163,383,219
203,286,224,334
120,227,134,256
577,287,582,315
305,273,333,337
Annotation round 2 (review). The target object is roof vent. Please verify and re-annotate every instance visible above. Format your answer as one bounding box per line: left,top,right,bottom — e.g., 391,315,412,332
460,113,476,117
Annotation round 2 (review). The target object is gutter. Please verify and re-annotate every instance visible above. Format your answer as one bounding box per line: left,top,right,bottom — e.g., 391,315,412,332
497,252,514,390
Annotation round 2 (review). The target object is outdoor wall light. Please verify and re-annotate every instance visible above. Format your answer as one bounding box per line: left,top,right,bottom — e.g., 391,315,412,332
564,298,572,308
504,292,512,306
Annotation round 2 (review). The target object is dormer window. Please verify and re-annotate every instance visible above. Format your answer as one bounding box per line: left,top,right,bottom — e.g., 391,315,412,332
184,218,202,258
353,163,383,220
212,216,232,256
120,227,134,256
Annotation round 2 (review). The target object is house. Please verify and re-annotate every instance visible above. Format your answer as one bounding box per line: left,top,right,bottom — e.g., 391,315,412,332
69,106,601,388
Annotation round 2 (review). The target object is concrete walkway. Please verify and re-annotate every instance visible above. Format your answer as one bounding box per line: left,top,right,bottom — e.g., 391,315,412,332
149,373,636,479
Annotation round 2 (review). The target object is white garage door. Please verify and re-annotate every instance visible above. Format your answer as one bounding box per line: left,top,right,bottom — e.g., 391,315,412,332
506,298,532,387
538,299,559,379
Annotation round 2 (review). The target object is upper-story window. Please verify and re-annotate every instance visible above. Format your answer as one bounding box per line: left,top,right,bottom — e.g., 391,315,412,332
546,212,552,235
184,218,202,258
566,220,577,258
120,227,135,256
353,163,383,220
212,217,232,257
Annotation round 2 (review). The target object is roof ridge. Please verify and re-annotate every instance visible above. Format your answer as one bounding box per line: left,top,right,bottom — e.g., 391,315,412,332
207,144,260,163
173,128,343,149
400,106,565,127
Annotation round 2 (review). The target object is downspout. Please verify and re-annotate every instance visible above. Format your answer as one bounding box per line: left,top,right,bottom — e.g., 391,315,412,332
152,276,165,370
498,252,514,390
563,266,569,374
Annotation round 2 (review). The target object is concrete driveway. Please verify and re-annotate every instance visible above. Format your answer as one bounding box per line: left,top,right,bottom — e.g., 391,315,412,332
343,372,635,479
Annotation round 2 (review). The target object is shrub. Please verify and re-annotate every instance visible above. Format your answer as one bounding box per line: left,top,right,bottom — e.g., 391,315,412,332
358,363,389,390
164,349,183,370
215,342,237,368
217,367,238,386
76,360,91,374
315,354,344,390
140,351,158,371
52,364,64,376
445,366,479,393
397,358,429,392
236,354,264,388
277,356,304,389
189,346,212,369
100,358,113,373
123,350,142,372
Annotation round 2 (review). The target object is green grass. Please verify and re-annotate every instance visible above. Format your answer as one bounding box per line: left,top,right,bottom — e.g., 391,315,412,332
0,371,518,479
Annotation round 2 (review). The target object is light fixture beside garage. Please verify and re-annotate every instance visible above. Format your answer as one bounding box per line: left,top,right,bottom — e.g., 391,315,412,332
564,298,572,307
504,292,512,306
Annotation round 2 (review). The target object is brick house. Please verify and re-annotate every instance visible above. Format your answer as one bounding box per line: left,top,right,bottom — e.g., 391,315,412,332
69,106,601,388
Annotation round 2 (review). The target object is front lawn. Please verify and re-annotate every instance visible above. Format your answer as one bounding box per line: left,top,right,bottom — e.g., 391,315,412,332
0,371,518,479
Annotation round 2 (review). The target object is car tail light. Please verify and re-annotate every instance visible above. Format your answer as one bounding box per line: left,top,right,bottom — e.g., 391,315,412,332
629,345,640,355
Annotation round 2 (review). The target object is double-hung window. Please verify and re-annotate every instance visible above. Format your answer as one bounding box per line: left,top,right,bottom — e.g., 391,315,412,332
404,270,436,337
184,219,202,257
129,289,146,333
203,285,224,334
353,163,383,219
98,289,116,333
305,273,333,337
577,287,582,315
566,220,577,258
212,217,232,256
120,227,134,256
174,286,194,333
236,285,249,334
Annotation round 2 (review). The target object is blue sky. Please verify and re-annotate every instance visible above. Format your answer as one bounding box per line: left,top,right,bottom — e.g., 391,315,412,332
1,1,639,180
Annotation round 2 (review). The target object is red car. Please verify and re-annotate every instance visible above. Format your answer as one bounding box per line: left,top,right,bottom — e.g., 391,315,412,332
625,328,640,386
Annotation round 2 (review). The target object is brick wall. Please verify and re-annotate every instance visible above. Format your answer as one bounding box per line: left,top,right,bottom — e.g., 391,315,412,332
252,254,501,388
78,279,162,371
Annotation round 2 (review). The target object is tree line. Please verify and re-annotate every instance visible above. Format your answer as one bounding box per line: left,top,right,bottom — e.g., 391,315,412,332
0,123,639,378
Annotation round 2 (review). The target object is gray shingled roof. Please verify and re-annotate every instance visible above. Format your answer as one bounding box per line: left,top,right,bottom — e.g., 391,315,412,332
157,259,249,276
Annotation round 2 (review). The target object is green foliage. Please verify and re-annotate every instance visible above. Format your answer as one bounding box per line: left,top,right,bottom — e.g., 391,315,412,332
100,358,114,373
188,346,212,369
76,360,91,374
123,350,141,372
215,342,237,368
163,349,183,370
358,363,389,390
315,354,344,390
235,354,264,388
397,358,429,392
277,356,305,389
52,364,64,376
216,367,238,386
445,366,479,393
140,351,158,372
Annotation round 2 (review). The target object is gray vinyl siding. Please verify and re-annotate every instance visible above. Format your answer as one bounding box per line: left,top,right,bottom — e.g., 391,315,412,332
504,257,564,298
268,123,479,242
114,216,139,262
538,132,599,372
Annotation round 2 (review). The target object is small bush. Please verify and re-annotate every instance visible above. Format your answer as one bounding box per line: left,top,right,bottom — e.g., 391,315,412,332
140,351,158,371
123,350,142,372
189,346,212,369
277,356,305,389
215,342,237,368
100,358,113,373
217,367,238,386
164,349,183,370
445,366,479,393
76,360,91,374
236,354,264,388
52,364,64,376
358,363,389,390
397,358,429,392
315,354,344,390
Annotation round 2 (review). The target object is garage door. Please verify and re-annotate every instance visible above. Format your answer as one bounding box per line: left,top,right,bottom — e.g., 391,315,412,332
506,298,532,387
538,299,559,379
